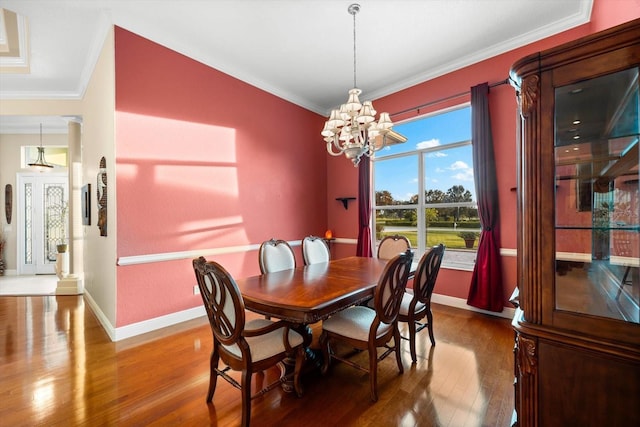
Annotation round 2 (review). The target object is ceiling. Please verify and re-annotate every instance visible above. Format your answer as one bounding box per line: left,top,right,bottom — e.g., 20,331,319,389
0,0,593,134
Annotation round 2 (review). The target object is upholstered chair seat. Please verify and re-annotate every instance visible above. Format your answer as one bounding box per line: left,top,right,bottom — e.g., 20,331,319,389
399,293,426,317
223,318,304,361
322,306,393,341
320,250,414,402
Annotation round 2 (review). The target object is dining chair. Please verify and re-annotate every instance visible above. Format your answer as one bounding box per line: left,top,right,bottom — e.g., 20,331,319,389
319,249,414,402
302,235,330,265
192,256,305,427
399,243,445,363
377,234,411,260
258,238,296,273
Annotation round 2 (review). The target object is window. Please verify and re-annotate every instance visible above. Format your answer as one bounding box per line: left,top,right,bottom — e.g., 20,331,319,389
372,105,479,270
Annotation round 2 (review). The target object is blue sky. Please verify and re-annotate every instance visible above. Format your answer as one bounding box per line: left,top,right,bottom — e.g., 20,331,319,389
373,106,476,203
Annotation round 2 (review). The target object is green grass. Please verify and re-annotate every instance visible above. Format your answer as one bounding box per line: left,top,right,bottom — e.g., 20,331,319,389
378,230,477,250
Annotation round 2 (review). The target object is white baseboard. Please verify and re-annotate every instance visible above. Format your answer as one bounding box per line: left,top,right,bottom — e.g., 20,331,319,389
86,292,512,342
83,290,117,341
431,293,515,319
83,289,206,342
114,306,206,341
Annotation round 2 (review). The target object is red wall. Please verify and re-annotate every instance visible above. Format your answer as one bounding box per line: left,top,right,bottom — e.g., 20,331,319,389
112,3,639,326
114,28,327,326
326,5,640,308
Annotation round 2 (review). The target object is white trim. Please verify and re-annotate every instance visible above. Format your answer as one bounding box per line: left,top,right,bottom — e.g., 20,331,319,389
431,293,515,320
93,290,514,342
500,248,517,257
83,290,116,341
114,306,206,342
556,252,593,262
0,12,29,70
117,239,518,267
117,240,303,266
76,12,112,98
84,289,206,342
611,255,640,267
334,237,358,245
363,2,592,107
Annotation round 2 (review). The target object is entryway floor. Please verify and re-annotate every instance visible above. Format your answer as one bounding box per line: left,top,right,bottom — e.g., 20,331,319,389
0,274,58,296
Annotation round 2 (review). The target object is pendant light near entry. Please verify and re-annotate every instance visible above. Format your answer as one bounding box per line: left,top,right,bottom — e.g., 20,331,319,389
28,124,54,170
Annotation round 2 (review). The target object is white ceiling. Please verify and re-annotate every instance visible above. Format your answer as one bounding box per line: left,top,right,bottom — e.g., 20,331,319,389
0,0,594,134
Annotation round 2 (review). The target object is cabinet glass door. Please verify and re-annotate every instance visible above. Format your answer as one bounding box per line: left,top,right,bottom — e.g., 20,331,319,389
554,67,639,323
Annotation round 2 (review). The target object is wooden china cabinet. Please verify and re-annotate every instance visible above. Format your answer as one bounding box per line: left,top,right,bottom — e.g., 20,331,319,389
509,19,640,426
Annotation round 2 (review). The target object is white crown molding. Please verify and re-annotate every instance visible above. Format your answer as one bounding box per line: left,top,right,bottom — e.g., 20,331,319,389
0,115,73,134
76,11,112,99
0,10,29,72
364,1,593,106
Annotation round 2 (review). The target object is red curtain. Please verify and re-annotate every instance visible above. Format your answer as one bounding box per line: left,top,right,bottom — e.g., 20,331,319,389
356,156,373,257
467,83,504,312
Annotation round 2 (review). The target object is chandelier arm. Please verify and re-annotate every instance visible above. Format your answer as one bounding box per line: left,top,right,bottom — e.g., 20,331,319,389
353,126,366,146
327,139,346,156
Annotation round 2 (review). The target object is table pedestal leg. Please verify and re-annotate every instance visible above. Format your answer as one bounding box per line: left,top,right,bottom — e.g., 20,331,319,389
278,323,322,392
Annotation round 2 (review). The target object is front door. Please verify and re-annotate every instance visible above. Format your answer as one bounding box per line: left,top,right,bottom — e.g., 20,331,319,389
17,173,68,275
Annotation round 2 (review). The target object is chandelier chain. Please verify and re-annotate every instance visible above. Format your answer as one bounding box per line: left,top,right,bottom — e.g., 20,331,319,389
321,3,398,167
352,8,357,89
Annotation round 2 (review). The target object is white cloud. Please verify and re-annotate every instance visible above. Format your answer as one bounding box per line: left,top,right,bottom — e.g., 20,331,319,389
416,138,440,149
452,169,475,181
391,192,415,201
449,160,469,170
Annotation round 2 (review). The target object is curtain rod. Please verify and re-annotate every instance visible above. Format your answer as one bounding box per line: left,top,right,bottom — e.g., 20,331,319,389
390,78,511,118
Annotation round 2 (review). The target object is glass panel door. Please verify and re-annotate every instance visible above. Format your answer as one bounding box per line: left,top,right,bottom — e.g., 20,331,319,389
554,67,639,323
17,173,68,275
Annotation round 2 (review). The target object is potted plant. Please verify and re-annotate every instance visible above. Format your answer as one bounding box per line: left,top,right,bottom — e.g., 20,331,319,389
457,231,479,249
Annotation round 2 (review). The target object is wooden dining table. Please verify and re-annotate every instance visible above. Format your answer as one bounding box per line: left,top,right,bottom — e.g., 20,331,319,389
235,256,392,390
236,256,390,325
235,255,412,392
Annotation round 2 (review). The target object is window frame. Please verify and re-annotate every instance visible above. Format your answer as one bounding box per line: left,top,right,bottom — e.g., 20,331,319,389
371,105,478,271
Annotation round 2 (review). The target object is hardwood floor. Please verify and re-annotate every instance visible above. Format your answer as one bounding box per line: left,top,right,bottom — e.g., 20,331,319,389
0,295,514,426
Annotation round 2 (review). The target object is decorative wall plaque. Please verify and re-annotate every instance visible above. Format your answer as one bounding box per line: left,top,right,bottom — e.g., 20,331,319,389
5,184,12,224
97,157,107,236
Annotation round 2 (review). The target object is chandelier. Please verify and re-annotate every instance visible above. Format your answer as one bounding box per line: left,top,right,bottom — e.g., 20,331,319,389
28,124,54,170
321,3,394,166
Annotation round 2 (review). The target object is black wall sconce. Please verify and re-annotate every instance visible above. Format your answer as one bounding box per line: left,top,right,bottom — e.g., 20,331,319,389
336,197,356,210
